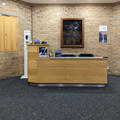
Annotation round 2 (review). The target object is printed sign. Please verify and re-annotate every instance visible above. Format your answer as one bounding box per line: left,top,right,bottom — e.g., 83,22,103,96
99,26,107,32
99,26,107,43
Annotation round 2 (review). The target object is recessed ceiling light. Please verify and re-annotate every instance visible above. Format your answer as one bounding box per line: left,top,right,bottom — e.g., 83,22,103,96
56,12,59,16
2,2,6,6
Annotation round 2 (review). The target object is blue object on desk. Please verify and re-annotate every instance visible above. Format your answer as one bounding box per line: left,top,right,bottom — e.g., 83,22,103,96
55,50,62,57
34,40,40,44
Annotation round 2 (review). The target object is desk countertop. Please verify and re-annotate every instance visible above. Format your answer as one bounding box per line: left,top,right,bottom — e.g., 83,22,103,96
49,57,107,60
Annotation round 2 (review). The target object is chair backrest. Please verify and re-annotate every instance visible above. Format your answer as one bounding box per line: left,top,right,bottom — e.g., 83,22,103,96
62,54,76,57
79,53,94,57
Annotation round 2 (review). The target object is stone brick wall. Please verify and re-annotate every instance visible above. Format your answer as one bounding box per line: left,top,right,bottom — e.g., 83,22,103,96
32,4,114,74
110,3,120,75
0,0,31,79
0,1,120,78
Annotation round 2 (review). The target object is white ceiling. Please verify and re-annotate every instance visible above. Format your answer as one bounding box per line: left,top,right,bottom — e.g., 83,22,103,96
21,0,120,4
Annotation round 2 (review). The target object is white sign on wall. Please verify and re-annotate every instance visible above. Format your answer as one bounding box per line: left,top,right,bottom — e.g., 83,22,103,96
99,26,107,32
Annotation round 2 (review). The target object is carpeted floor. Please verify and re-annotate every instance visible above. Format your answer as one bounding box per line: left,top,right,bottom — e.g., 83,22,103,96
0,75,120,120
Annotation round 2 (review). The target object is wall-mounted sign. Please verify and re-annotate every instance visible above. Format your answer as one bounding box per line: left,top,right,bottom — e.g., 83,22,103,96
99,26,107,32
61,18,84,48
99,26,107,43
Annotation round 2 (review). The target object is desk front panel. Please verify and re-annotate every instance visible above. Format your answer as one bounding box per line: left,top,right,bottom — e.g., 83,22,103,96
28,45,107,84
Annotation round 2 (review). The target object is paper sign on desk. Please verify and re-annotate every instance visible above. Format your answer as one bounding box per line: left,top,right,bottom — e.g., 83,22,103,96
39,47,48,57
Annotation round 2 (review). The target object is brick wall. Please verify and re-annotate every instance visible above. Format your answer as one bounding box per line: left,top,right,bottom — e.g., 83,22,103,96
0,1,120,78
0,0,31,79
110,3,120,75
32,4,114,74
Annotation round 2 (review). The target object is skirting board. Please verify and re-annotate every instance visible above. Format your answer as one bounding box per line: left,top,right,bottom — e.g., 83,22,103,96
29,83,106,88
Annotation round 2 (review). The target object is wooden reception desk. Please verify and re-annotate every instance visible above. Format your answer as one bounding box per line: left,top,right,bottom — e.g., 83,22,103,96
28,45,108,85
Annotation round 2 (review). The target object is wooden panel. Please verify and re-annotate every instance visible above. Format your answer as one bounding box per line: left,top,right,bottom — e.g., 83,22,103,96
0,16,4,50
39,59,107,68
28,45,108,84
37,59,107,84
38,68,68,82
28,46,38,53
4,16,18,51
28,60,38,69
28,45,39,82
28,69,38,83
10,17,18,51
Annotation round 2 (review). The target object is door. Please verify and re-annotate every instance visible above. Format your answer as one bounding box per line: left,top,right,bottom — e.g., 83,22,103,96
4,16,18,51
0,16,4,50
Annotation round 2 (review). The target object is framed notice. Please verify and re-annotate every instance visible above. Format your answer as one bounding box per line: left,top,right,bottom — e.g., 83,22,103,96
61,18,84,48
39,47,48,57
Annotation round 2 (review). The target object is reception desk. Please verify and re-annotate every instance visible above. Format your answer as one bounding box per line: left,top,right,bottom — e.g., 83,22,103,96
28,45,108,85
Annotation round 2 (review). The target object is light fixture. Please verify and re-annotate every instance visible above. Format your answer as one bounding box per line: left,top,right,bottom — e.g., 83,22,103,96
56,12,59,16
2,2,6,6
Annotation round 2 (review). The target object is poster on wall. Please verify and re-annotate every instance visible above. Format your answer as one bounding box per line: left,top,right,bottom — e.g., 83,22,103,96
61,18,84,48
99,26,107,43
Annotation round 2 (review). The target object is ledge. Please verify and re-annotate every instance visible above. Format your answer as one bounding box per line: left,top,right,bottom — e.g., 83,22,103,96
49,57,107,60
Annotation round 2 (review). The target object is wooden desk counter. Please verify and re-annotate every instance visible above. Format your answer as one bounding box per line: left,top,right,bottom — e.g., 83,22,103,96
28,45,108,84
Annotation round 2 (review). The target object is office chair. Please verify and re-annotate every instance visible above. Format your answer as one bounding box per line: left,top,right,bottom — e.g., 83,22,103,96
79,53,94,57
